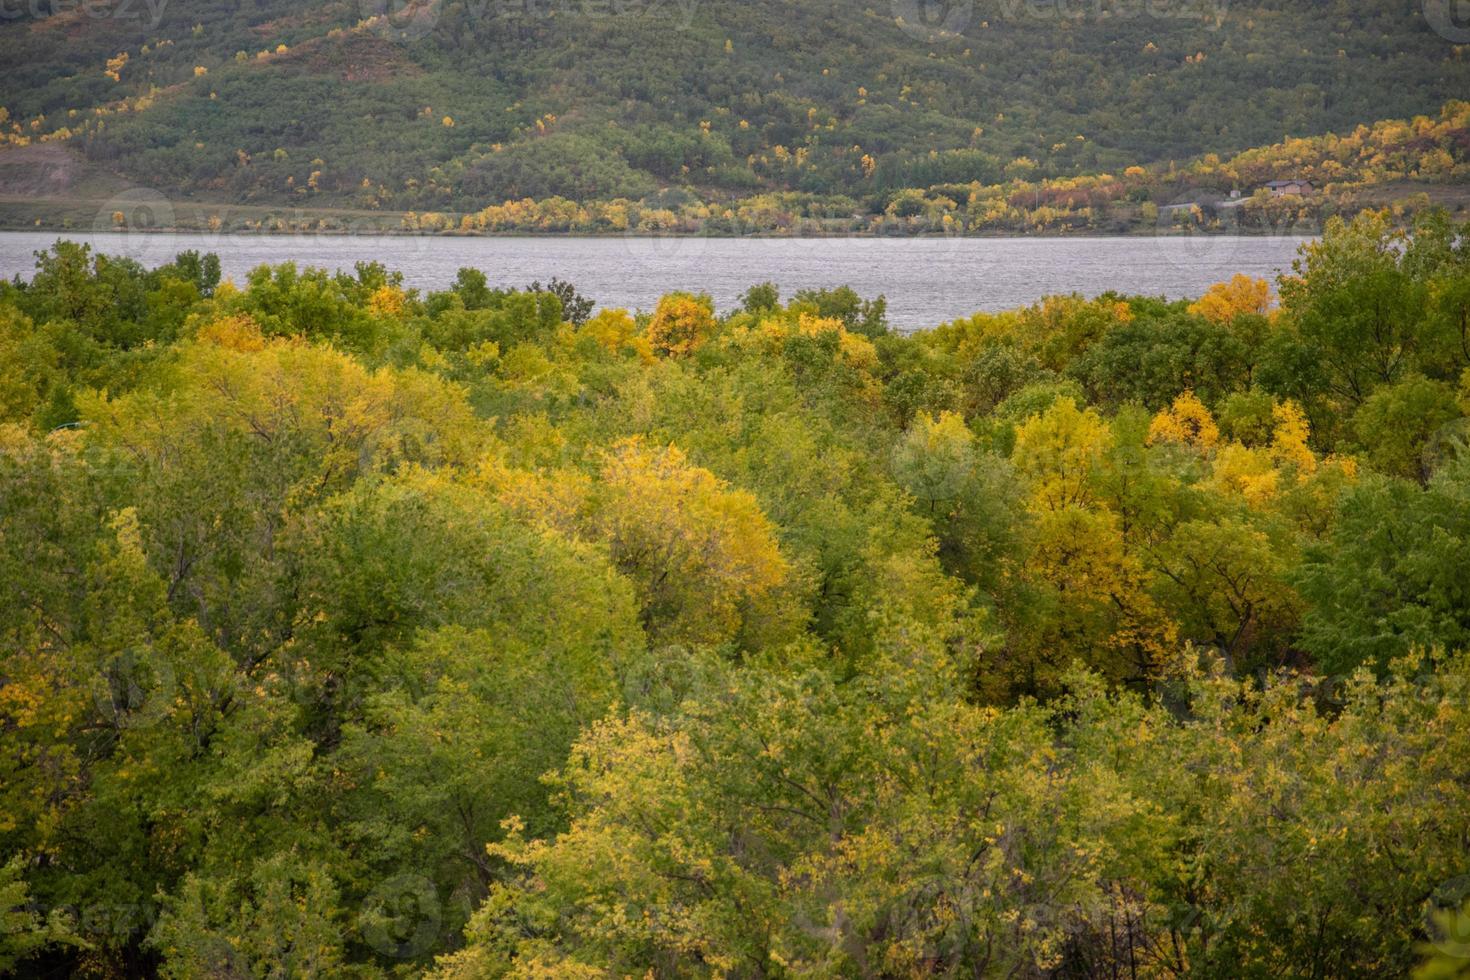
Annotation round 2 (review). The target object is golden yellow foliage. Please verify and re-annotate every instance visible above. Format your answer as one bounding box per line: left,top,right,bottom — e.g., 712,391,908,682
1147,391,1220,449
1023,505,1178,681
579,308,654,362
1323,454,1358,480
1011,398,1112,510
85,331,484,485
195,314,267,351
594,437,789,645
647,294,715,358
796,313,880,371
1188,274,1274,324
1208,443,1281,506
1269,400,1316,475
368,284,406,318
481,459,590,534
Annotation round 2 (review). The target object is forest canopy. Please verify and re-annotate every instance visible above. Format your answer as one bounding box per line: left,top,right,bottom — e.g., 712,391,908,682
3,210,1470,976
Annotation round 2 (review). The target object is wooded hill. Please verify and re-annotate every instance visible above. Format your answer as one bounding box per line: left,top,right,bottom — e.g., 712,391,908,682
1,0,1467,225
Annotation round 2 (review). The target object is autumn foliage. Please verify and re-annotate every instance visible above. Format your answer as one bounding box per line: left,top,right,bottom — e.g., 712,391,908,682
2,218,1470,976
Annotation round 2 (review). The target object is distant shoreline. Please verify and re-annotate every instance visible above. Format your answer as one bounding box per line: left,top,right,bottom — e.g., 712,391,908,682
0,225,1321,241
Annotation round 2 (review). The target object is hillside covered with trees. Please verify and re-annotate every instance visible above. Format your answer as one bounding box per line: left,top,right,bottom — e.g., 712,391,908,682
3,210,1470,975
0,0,1467,232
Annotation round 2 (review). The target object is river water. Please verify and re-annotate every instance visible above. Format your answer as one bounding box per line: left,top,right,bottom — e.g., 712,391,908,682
0,231,1313,331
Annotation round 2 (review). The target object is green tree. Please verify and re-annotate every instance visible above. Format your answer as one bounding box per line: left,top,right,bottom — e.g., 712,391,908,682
1276,211,1428,406
1350,375,1463,482
1295,457,1470,673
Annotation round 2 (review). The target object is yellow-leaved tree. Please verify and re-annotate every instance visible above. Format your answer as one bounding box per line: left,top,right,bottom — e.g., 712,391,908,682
578,308,654,362
647,293,716,357
1009,399,1178,687
1188,273,1275,324
1146,390,1219,449
590,438,790,646
1011,397,1111,510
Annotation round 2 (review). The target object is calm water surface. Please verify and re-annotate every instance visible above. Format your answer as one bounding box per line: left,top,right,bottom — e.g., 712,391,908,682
0,231,1313,331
